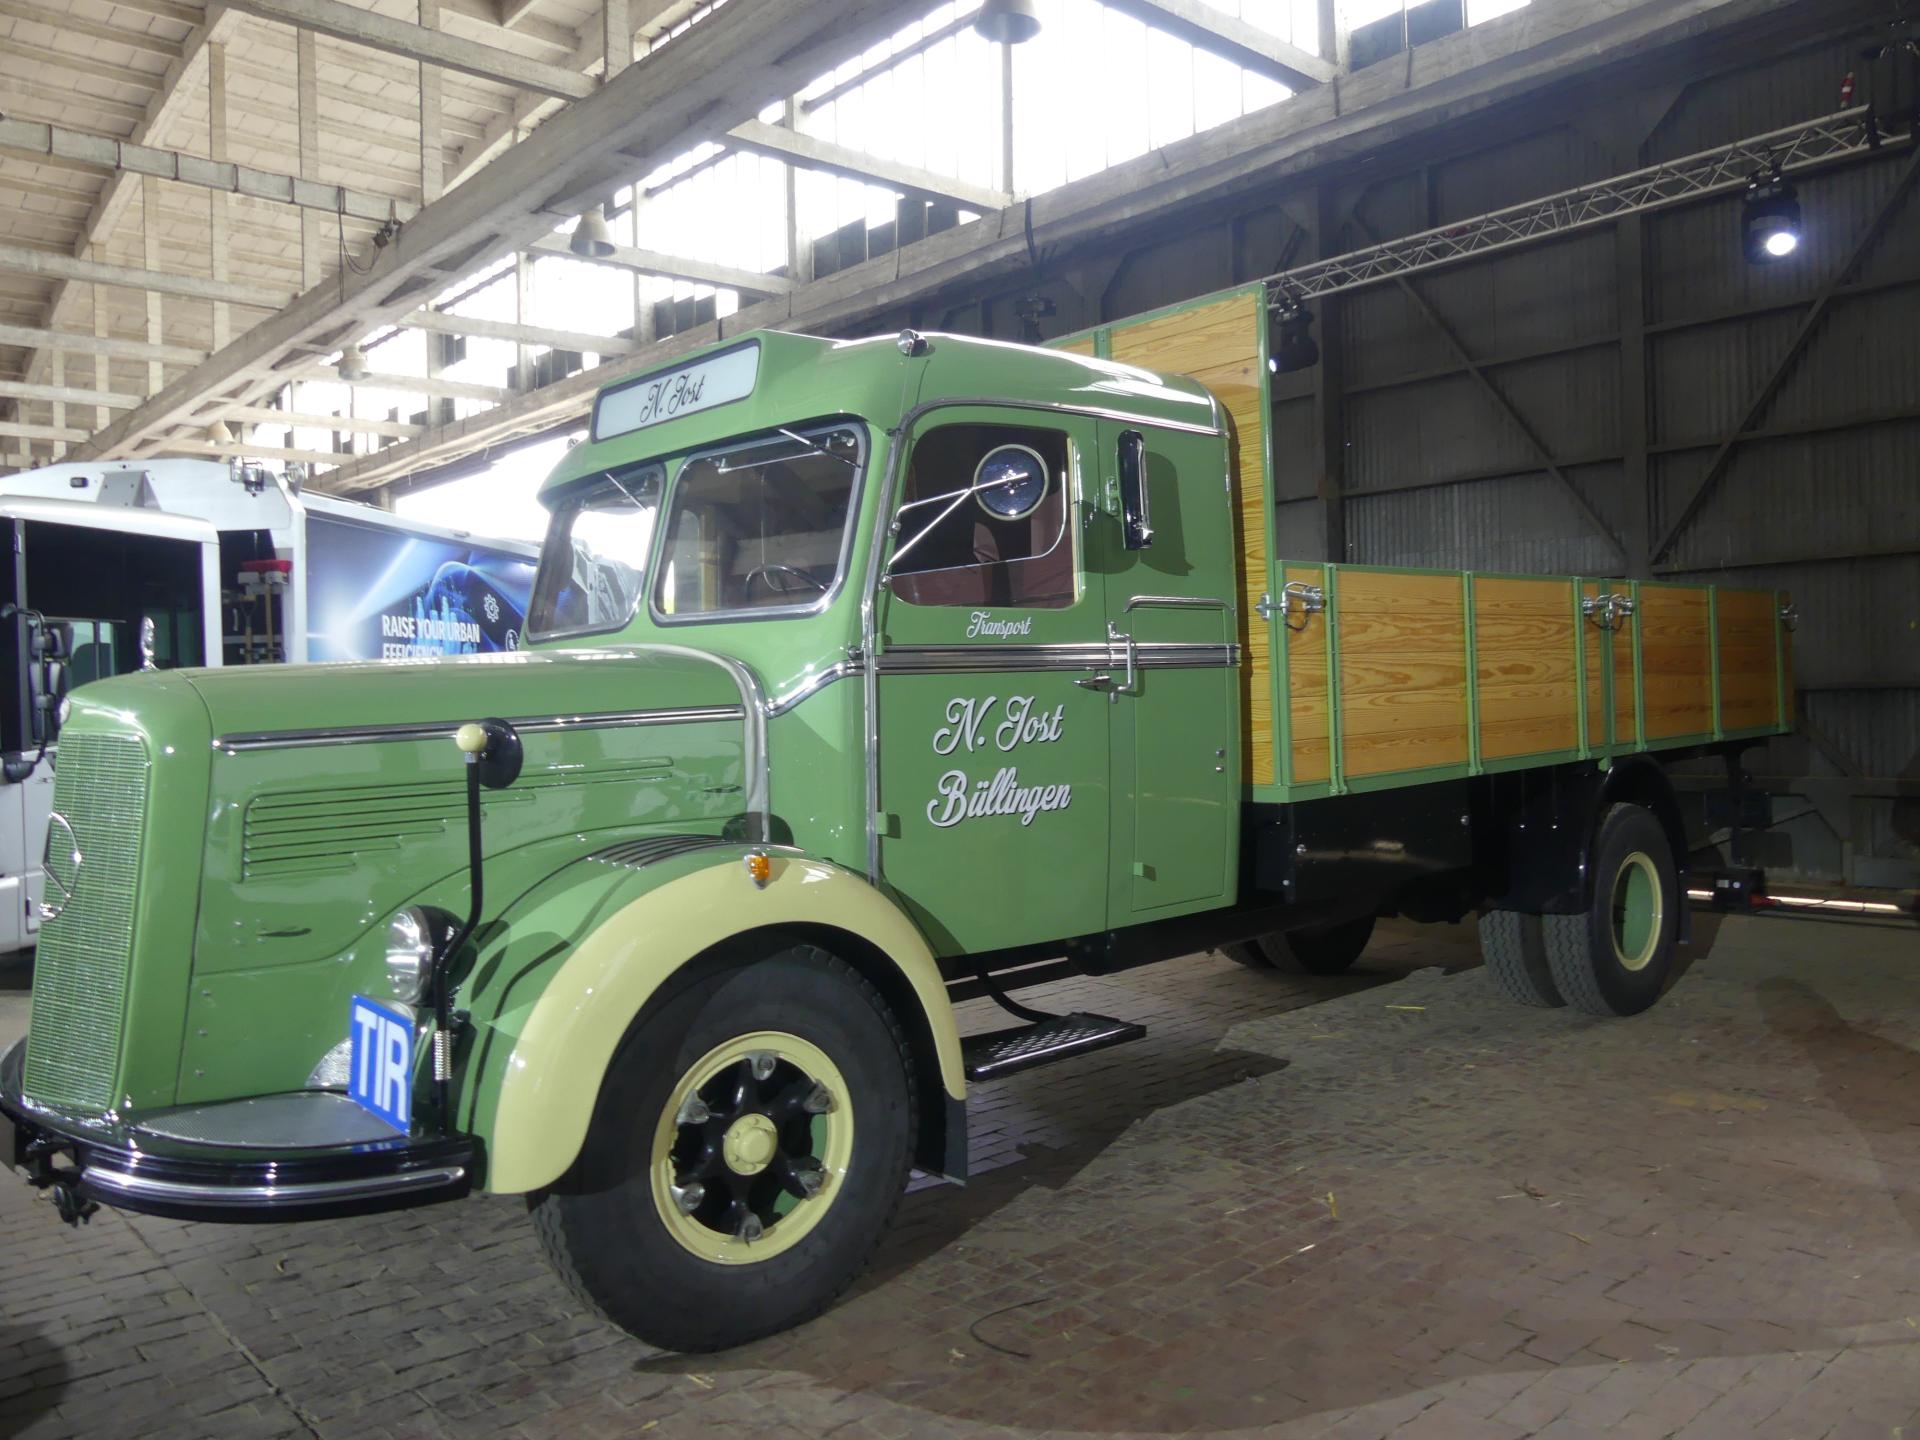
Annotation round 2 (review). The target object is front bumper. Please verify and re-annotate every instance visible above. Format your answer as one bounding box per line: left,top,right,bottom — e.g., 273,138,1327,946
1,1041,476,1224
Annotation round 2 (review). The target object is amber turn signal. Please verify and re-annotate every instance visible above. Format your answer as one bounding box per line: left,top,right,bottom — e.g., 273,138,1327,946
743,851,771,888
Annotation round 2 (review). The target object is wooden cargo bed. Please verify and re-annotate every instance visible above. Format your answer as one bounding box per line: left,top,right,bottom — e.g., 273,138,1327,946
1054,287,1793,802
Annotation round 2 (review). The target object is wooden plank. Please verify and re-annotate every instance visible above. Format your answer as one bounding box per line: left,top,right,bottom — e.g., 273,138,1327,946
1109,289,1273,785
1053,335,1097,357
1716,587,1778,732
1640,585,1712,739
1337,569,1470,779
1284,562,1330,784
1474,576,1579,760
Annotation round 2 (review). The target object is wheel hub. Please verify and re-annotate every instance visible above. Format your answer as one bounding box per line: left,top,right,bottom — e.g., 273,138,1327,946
722,1113,779,1175
649,1030,854,1265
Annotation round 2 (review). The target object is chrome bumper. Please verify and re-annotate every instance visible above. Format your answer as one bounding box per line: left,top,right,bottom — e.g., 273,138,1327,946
0,1040,476,1225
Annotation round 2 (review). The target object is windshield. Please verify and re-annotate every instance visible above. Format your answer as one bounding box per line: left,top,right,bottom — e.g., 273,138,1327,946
652,423,864,621
527,464,662,638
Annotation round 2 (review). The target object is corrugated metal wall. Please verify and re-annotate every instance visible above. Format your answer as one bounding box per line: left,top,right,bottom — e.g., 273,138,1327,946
873,8,1918,890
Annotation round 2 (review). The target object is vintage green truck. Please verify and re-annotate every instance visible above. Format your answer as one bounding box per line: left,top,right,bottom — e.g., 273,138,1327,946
1,286,1791,1352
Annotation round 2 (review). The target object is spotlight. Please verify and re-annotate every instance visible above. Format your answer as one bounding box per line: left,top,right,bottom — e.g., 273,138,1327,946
1271,294,1319,373
975,0,1041,45
337,343,370,381
1742,163,1802,263
569,204,616,258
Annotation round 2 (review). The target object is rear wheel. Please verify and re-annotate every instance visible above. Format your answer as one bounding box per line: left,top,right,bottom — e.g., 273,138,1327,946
1227,913,1376,975
531,946,916,1351
1542,803,1680,1017
1479,909,1564,1008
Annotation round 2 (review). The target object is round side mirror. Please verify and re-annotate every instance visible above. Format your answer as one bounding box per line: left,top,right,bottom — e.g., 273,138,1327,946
974,444,1049,522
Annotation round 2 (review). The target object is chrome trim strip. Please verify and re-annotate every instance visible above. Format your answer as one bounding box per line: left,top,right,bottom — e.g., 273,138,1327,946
765,658,860,717
212,705,746,754
1124,594,1233,614
82,1163,468,1207
876,642,1237,674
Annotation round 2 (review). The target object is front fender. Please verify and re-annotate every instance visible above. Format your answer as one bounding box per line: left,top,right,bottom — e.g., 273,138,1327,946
460,846,964,1194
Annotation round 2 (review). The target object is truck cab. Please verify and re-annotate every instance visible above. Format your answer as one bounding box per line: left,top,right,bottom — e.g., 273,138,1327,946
531,329,1241,953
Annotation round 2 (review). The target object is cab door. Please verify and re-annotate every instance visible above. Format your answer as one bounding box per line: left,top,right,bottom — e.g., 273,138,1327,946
1096,420,1238,921
872,409,1111,956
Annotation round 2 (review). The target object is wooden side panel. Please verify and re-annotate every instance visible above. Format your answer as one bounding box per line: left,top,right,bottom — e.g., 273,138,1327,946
1641,585,1712,739
1581,580,1606,747
1284,563,1330,784
1474,577,1579,760
1110,291,1272,785
1717,588,1778,731
1337,570,1470,778
1053,335,1098,357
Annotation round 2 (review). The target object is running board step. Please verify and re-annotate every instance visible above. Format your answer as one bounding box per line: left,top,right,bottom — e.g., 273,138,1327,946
962,1012,1146,1082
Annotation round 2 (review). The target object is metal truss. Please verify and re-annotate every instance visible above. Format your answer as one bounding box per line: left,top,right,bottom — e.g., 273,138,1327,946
1265,107,1906,306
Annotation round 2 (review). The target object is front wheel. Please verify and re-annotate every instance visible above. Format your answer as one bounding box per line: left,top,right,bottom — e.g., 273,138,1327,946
1542,803,1680,1017
531,946,916,1351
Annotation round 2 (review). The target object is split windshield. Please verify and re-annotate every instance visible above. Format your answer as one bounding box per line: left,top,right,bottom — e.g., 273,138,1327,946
526,464,662,639
527,421,866,638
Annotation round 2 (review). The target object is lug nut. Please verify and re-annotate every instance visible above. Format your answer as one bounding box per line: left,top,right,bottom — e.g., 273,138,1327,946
793,1167,825,1199
677,1097,711,1126
673,1182,705,1214
802,1082,834,1114
738,1214,765,1242
748,1051,777,1081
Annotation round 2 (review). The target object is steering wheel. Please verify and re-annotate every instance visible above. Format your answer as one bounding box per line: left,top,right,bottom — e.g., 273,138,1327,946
744,563,826,597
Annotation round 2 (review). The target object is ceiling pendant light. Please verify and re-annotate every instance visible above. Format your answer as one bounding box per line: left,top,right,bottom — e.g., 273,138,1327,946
570,204,616,258
975,0,1041,45
204,419,234,445
337,342,370,381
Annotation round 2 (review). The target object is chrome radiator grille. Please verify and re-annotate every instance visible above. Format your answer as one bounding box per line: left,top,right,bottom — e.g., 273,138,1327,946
22,730,151,1112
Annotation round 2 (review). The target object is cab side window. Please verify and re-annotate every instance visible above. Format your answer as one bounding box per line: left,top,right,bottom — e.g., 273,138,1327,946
888,423,1074,609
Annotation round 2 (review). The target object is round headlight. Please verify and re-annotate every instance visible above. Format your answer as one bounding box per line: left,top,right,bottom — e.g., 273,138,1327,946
385,906,437,1004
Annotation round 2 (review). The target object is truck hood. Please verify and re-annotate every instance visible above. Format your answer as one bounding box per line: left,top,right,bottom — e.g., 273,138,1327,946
170,645,757,1104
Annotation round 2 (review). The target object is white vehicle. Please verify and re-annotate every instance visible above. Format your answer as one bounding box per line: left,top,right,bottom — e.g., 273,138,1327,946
0,459,538,952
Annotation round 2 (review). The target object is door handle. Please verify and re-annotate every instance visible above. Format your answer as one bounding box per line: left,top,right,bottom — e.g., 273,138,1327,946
1073,674,1113,691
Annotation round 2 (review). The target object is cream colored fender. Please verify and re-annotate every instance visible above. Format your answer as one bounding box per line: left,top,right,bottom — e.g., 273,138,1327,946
484,852,965,1194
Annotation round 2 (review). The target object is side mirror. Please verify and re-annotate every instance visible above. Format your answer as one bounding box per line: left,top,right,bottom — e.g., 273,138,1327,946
1118,429,1153,551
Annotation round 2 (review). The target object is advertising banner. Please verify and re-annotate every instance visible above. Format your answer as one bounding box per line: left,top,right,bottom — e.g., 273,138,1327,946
304,515,537,662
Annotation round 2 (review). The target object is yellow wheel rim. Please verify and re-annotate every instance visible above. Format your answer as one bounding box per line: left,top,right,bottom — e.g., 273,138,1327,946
650,1030,854,1265
1610,851,1663,973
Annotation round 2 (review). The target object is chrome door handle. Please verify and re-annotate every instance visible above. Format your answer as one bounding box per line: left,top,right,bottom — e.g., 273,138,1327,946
1073,674,1113,690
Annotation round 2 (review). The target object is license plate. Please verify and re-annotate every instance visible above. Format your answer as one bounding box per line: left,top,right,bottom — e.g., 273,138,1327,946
348,995,414,1134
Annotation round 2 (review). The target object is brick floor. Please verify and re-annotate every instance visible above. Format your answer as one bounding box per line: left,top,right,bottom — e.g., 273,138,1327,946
5,912,1920,1438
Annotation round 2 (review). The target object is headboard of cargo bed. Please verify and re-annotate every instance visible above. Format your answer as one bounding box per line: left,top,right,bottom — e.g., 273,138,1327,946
1051,284,1278,786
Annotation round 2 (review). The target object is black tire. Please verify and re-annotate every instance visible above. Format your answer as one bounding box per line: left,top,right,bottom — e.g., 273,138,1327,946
1226,914,1375,975
1542,803,1680,1017
1479,909,1565,1008
531,946,916,1352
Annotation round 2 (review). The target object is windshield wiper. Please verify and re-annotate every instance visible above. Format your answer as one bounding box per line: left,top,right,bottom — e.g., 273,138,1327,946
775,428,859,469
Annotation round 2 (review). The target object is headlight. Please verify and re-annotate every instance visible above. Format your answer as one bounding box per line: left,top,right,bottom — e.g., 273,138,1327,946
385,906,437,1003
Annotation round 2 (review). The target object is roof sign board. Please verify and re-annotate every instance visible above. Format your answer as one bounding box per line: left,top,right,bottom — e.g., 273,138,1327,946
592,341,760,443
